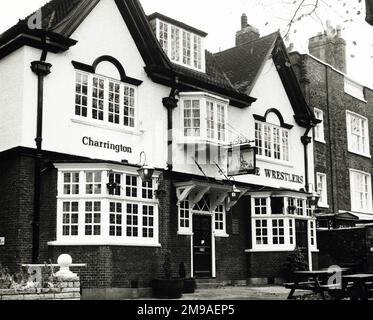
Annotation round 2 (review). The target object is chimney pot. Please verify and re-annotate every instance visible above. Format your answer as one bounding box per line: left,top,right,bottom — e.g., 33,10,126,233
241,13,248,29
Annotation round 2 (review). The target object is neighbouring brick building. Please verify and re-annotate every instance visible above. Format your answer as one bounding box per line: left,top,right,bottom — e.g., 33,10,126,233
0,0,320,299
289,23,373,230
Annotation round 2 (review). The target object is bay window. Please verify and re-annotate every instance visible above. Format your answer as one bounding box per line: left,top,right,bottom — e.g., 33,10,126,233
250,194,315,251
75,71,137,129
349,169,372,213
346,111,370,157
180,93,228,144
255,121,290,162
54,166,159,246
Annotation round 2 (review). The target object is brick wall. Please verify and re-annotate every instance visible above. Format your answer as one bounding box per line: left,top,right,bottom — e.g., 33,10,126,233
290,52,373,214
215,197,249,281
0,277,81,300
317,226,373,272
0,154,35,271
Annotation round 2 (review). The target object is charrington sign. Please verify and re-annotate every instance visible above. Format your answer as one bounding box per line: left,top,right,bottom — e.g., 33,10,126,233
82,136,132,154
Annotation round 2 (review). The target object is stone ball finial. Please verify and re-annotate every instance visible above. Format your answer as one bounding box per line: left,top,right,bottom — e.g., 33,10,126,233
57,254,73,268
56,254,77,279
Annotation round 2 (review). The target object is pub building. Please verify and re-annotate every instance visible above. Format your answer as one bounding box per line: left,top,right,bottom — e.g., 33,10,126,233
0,0,319,298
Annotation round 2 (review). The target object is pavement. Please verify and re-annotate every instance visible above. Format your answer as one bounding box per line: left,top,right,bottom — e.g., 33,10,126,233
137,286,312,300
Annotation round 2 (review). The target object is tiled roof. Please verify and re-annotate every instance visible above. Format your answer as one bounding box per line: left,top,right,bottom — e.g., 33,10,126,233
19,0,83,31
172,51,235,91
214,32,279,93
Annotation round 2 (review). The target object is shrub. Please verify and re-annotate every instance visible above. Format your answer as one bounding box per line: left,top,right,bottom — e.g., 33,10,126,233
283,247,309,281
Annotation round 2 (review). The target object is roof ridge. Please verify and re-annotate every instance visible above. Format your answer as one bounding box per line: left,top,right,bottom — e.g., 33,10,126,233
214,31,279,57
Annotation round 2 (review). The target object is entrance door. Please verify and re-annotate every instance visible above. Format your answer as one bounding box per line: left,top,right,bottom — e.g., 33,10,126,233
193,215,212,278
295,220,309,266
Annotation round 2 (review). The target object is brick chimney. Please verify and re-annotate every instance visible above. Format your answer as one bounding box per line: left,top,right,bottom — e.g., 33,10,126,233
236,14,260,46
308,21,347,73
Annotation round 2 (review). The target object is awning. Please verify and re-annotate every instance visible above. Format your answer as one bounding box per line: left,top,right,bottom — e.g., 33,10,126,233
174,180,249,212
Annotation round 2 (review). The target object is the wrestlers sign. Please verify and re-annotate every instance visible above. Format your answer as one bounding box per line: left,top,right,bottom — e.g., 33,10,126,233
82,136,132,154
254,168,304,184
228,144,257,176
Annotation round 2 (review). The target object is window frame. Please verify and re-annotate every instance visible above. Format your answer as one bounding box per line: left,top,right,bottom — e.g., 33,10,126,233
349,169,373,213
316,172,329,208
313,108,325,143
250,194,315,252
346,110,371,158
155,19,205,72
179,92,229,144
54,166,160,247
74,71,138,132
255,121,290,163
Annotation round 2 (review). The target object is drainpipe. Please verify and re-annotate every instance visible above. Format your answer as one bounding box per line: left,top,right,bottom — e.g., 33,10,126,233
162,76,179,171
30,37,52,264
325,66,336,213
301,127,312,192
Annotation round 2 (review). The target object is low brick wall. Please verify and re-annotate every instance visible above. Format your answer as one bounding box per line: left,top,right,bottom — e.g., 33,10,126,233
0,278,81,300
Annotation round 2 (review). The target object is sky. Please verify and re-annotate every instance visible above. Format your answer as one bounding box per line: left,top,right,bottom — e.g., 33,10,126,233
0,0,372,87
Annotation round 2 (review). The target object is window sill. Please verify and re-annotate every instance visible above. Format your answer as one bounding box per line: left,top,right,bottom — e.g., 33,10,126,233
350,208,373,214
256,156,293,168
347,149,371,159
214,232,229,238
314,139,326,144
178,231,194,236
48,241,161,248
71,118,144,136
245,247,295,253
318,204,329,209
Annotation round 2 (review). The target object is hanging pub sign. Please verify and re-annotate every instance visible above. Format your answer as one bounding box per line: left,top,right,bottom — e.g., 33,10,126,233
227,143,257,176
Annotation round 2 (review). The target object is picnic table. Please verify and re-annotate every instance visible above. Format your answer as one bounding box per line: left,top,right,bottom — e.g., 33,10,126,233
341,274,373,300
285,269,350,300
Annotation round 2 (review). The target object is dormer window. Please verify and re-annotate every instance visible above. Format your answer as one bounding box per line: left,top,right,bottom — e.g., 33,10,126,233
149,13,206,72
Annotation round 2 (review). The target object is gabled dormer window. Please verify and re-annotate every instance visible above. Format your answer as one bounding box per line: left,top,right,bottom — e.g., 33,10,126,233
150,14,206,72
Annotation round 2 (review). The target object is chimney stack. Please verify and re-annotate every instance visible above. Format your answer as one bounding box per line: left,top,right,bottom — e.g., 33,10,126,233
308,21,347,73
236,13,260,46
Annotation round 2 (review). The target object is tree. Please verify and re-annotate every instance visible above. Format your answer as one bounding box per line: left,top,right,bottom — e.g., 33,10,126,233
251,0,366,40
366,0,373,25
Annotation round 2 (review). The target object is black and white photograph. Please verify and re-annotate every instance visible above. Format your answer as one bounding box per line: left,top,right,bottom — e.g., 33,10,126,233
0,0,373,309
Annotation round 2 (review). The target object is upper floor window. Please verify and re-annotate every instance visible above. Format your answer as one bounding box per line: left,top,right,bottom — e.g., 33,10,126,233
316,173,328,208
255,121,289,162
181,93,228,143
349,169,372,213
346,111,370,157
155,19,205,72
75,71,136,129
314,108,325,143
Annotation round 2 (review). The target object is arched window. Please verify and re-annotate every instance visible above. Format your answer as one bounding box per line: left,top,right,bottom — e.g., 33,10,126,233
72,56,142,129
254,109,293,162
